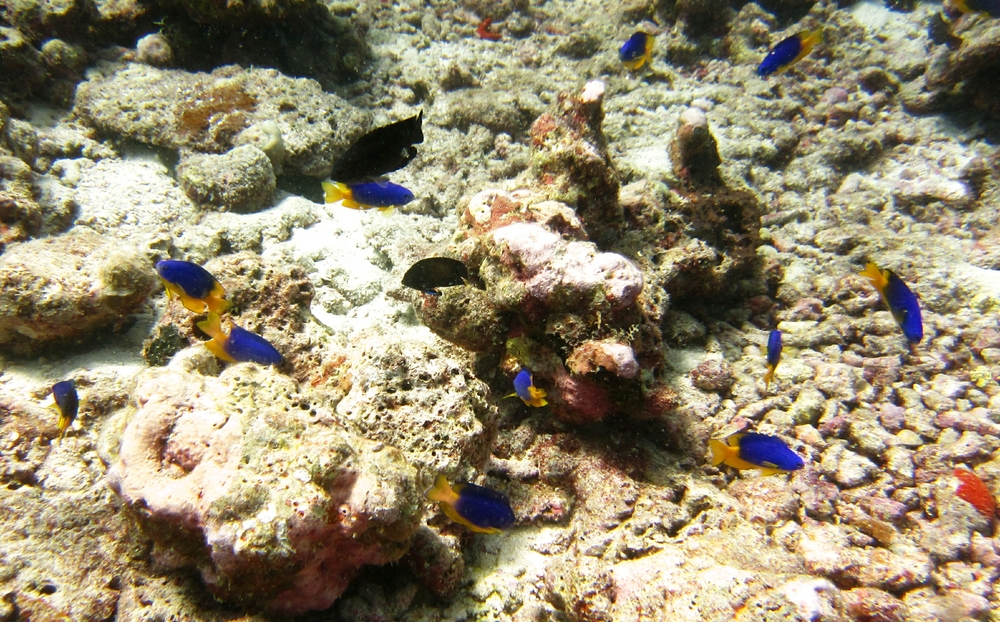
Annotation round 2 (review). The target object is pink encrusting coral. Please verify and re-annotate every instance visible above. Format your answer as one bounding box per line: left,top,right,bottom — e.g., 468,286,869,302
107,365,421,615
485,222,644,314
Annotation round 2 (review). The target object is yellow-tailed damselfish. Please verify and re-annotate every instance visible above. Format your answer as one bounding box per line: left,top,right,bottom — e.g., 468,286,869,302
710,432,804,475
322,180,415,212
505,368,547,407
858,262,923,344
197,312,283,366
156,260,231,315
619,32,654,70
426,474,515,534
757,29,822,77
51,379,78,443
764,329,782,388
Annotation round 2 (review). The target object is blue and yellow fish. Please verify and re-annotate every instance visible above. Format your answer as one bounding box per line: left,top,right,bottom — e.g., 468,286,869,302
426,474,516,534
710,432,804,475
619,32,654,70
950,0,1000,17
322,180,414,211
764,329,782,388
197,312,283,366
757,29,822,77
156,260,231,315
858,262,923,344
51,379,79,442
506,368,547,407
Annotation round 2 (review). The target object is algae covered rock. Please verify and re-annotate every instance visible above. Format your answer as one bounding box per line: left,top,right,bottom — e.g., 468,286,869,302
107,365,422,615
176,144,276,212
0,230,155,355
73,63,369,177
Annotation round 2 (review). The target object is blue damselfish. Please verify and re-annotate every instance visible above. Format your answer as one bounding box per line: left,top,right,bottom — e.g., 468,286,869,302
197,312,283,366
322,180,414,211
156,260,231,315
506,368,547,407
858,262,923,344
710,432,804,475
764,329,782,388
426,474,516,534
757,29,822,77
52,379,79,442
619,32,654,70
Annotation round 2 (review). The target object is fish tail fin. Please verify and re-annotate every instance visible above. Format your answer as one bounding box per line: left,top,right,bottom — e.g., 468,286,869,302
803,28,823,47
426,474,458,504
197,312,226,341
858,262,888,292
323,181,361,208
528,387,548,407
206,296,231,315
764,365,775,387
204,339,236,363
709,439,729,466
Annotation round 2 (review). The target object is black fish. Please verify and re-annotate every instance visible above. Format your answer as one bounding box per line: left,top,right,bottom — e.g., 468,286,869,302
329,111,424,184
402,258,468,295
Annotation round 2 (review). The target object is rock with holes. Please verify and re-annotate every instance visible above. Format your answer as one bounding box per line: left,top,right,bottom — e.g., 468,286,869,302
0,230,155,355
73,63,369,177
106,364,422,615
335,334,497,482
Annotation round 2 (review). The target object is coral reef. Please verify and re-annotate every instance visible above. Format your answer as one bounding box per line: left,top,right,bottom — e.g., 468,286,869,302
176,145,276,212
107,364,422,615
0,230,154,355
73,64,369,178
2,0,1000,619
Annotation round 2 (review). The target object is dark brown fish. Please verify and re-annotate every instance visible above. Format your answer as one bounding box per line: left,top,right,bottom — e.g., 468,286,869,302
329,111,424,184
402,257,468,295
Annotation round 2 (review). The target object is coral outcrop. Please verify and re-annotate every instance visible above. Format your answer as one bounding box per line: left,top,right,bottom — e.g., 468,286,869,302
73,64,369,178
107,364,422,615
0,230,155,355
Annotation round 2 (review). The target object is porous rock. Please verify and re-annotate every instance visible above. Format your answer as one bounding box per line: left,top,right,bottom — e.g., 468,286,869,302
0,230,155,355
73,63,369,177
483,222,643,316
107,365,421,615
176,145,276,212
335,337,497,480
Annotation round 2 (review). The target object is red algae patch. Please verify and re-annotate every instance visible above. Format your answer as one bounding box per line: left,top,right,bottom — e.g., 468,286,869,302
953,468,997,521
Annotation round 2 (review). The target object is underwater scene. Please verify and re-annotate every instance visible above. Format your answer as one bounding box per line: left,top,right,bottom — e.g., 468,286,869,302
2,0,1000,618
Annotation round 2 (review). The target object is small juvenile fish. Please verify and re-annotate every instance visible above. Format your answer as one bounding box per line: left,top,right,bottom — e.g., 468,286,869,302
619,32,654,70
954,468,996,521
709,432,804,475
197,312,283,366
322,180,414,212
950,0,1000,17
426,474,515,534
51,379,79,442
156,260,231,315
764,329,782,388
858,262,923,344
505,368,547,407
757,29,823,77
401,257,469,295
328,112,424,184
